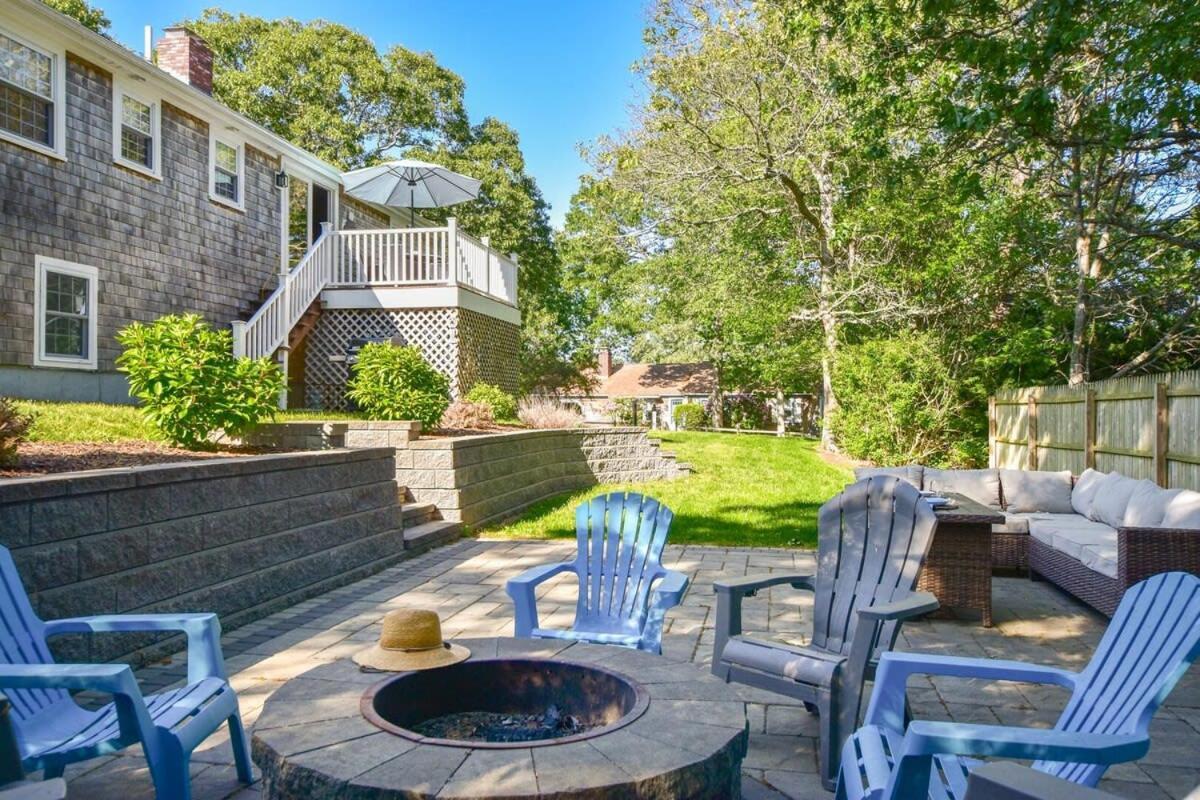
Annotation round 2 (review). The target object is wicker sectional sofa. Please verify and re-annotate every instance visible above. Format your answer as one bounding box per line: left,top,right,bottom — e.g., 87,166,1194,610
852,465,1200,617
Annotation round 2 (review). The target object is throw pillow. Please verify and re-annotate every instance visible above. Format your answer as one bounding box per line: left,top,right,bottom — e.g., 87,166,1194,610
1088,473,1141,528
1162,490,1200,529
1122,482,1182,528
1070,468,1106,517
924,468,1002,508
999,469,1073,513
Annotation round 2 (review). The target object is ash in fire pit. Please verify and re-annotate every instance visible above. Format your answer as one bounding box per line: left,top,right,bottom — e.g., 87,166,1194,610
413,704,598,743
362,657,648,749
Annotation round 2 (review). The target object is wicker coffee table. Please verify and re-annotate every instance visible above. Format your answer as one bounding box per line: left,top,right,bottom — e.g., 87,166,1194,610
917,494,1005,626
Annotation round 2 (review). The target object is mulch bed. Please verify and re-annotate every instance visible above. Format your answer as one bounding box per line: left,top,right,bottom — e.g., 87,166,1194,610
0,442,261,478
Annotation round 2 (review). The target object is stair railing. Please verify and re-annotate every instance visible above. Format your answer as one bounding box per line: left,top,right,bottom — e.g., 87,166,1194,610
233,224,333,360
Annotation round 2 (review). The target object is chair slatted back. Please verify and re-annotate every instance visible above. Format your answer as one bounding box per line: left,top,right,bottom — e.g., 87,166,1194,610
811,477,938,657
0,547,69,723
572,493,674,636
1037,571,1200,785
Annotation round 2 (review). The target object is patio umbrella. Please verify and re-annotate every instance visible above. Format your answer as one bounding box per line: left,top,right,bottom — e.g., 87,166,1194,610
341,159,482,225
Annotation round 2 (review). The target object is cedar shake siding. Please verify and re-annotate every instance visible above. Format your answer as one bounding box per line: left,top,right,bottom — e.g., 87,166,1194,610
0,53,282,401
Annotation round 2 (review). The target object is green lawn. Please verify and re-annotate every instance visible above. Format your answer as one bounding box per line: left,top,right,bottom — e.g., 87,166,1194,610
485,431,851,548
15,401,367,443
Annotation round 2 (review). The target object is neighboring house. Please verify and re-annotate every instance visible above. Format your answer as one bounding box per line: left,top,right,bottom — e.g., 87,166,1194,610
567,350,816,432
0,1,519,408
566,351,717,430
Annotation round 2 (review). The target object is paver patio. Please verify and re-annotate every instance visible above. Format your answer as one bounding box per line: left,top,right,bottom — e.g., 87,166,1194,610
52,539,1200,800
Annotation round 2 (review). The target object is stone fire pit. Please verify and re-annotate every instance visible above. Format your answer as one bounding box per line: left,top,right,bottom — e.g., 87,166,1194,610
252,637,749,798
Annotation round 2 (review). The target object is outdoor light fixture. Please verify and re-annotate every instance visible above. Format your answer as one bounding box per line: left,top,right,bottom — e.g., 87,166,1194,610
275,170,289,188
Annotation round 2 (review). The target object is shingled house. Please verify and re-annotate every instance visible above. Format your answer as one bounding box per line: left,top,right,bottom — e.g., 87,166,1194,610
0,0,519,408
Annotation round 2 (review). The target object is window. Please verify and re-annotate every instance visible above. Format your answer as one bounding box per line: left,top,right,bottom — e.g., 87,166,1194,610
0,28,64,158
209,134,244,209
34,257,98,370
112,82,160,178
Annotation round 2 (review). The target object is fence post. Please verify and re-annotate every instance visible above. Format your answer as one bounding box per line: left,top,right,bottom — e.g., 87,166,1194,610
1154,382,1169,486
447,216,458,285
1027,395,1038,470
987,396,997,468
1084,388,1097,470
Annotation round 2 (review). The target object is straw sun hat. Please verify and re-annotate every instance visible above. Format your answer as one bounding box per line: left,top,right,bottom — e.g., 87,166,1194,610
353,608,471,672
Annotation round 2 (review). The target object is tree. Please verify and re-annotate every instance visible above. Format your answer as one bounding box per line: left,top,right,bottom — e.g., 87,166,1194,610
829,0,1200,383
576,0,929,447
185,10,469,169
43,0,109,33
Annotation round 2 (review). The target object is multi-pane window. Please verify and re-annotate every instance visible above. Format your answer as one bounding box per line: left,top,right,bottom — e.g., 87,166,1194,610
119,94,153,169
35,257,98,370
0,30,54,148
43,271,89,358
213,139,240,203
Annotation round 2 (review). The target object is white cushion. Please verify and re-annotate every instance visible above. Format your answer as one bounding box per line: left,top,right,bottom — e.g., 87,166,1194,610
1088,473,1141,528
1000,469,1073,513
1070,468,1106,517
1122,481,1181,528
853,465,924,489
924,468,1001,508
1029,515,1118,562
1162,490,1200,529
1027,513,1094,546
1080,542,1119,579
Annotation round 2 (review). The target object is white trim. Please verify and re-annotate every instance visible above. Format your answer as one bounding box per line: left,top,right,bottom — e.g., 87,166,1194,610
111,78,161,179
7,0,344,186
33,256,99,370
320,286,521,325
0,23,67,161
208,129,245,211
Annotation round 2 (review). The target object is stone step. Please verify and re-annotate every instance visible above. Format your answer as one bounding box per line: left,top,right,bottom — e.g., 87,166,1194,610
402,502,440,526
404,520,462,552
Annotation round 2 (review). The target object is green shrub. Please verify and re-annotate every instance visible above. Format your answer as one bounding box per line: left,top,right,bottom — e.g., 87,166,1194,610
672,402,708,430
611,397,639,425
830,332,985,468
464,382,518,421
723,393,772,430
0,397,34,466
116,314,283,448
346,343,449,427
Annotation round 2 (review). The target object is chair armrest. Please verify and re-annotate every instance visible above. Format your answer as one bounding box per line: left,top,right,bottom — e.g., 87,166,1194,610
642,570,690,654
505,562,576,639
649,570,689,609
0,665,161,762
1117,527,1200,585
0,663,136,696
857,592,939,621
902,720,1149,764
505,562,575,592
865,652,1078,729
44,613,227,683
713,573,815,597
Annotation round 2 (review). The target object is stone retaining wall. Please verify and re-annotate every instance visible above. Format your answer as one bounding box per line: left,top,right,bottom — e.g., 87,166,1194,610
0,449,404,667
401,428,689,528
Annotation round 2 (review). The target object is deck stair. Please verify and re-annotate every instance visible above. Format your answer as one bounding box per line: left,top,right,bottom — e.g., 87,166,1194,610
287,300,323,350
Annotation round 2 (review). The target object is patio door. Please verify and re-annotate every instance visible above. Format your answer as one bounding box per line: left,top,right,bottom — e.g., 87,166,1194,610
286,171,336,268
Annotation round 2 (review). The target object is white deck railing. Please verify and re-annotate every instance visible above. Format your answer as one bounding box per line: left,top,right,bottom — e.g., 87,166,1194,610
233,219,518,360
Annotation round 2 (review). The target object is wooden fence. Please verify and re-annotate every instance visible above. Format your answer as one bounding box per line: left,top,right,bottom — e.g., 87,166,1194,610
989,370,1200,490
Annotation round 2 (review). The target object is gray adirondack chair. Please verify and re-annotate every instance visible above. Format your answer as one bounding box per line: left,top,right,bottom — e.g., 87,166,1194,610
711,476,940,789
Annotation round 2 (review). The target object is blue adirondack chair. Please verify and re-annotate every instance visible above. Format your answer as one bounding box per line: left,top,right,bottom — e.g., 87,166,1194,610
0,545,252,799
836,571,1200,800
506,492,689,653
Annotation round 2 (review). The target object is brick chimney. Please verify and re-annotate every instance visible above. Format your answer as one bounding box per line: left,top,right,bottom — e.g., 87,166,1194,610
597,349,613,379
156,27,213,95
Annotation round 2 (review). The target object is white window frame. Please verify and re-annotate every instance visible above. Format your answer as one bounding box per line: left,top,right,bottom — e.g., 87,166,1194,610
33,256,99,371
111,79,161,179
0,24,67,161
209,130,245,211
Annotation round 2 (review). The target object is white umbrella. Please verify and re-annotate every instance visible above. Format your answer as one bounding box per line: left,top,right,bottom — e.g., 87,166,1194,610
341,159,482,225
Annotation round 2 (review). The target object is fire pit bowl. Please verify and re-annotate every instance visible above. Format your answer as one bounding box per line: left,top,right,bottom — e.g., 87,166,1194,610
252,638,749,799
362,657,649,748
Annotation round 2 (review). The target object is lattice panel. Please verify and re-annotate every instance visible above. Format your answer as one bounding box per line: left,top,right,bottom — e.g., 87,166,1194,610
457,308,520,396
304,308,459,409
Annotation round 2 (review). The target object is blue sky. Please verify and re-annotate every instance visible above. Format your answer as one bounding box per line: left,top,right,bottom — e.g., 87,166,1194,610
101,0,648,227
